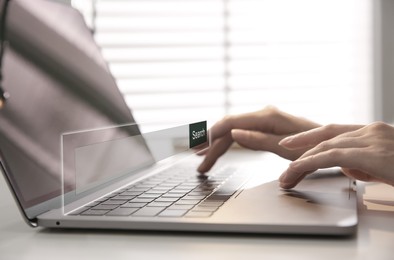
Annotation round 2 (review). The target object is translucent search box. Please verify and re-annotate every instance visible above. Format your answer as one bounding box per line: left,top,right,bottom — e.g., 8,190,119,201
61,121,209,214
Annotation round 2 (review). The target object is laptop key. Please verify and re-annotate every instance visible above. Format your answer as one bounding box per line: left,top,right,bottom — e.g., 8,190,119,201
129,187,151,192
158,183,178,188
133,207,166,217
167,204,194,210
100,199,127,205
189,191,212,196
185,211,213,218
92,204,119,210
175,199,201,205
106,207,139,216
111,195,136,201
182,195,206,200
147,188,171,194
137,193,162,199
154,197,179,202
122,202,147,208
131,198,155,203
81,209,110,216
161,193,184,198
159,209,189,217
102,199,127,205
176,184,199,189
122,191,143,196
151,186,172,191
212,187,237,196
193,206,219,212
205,194,232,201
198,201,224,207
147,201,173,207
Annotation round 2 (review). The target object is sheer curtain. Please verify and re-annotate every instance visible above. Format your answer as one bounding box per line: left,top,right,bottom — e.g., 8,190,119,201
72,0,373,129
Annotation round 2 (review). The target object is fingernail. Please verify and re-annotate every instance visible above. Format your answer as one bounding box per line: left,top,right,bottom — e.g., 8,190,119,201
231,129,246,140
289,160,300,167
279,172,287,182
280,161,300,183
279,136,293,146
197,161,207,173
279,173,296,189
279,181,293,189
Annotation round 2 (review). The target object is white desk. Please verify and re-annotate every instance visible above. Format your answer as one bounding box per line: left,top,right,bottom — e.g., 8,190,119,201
1,151,393,260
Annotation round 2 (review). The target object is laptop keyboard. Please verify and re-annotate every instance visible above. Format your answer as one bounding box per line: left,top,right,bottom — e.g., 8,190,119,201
68,166,248,218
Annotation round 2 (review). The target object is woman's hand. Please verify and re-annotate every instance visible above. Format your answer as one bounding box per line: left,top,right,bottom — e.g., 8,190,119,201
279,122,394,189
197,106,320,173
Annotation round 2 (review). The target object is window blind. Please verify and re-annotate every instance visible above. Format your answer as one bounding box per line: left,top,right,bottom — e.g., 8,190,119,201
72,0,373,129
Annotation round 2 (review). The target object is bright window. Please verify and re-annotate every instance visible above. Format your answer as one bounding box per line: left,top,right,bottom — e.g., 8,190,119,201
72,0,373,128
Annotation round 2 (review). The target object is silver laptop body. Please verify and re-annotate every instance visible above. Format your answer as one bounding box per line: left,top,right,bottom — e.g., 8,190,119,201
0,0,357,236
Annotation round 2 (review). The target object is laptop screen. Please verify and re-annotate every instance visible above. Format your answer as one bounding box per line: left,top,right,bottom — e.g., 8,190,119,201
0,0,154,217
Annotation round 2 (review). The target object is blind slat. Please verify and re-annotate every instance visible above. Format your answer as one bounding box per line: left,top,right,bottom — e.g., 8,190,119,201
72,0,372,127
117,77,225,93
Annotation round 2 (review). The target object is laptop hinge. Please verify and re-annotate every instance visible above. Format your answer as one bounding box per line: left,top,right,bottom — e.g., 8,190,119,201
27,218,38,227
1,161,38,228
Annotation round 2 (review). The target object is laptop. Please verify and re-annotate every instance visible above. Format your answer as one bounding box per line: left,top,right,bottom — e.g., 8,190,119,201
0,0,357,235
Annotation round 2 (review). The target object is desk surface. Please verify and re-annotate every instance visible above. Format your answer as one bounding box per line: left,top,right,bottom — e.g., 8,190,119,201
1,151,393,260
